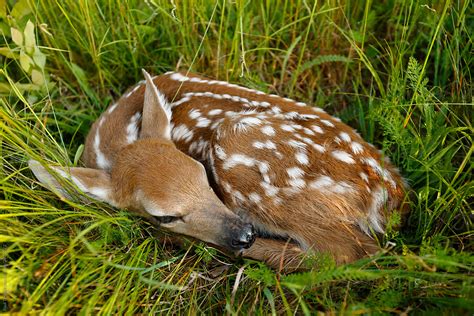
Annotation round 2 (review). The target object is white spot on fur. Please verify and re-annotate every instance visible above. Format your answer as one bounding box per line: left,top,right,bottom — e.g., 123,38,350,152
231,95,241,102
223,154,256,170
189,142,199,154
210,118,224,130
261,125,275,136
287,140,306,149
257,161,271,183
191,139,209,159
331,182,354,194
171,96,191,107
257,161,270,174
288,178,306,188
233,190,246,202
287,167,304,178
253,140,276,150
248,192,262,203
311,125,324,134
107,103,118,114
312,143,326,153
171,124,194,143
362,157,396,188
170,73,188,81
189,109,201,119
125,84,141,98
94,117,110,169
214,145,227,160
339,132,351,142
241,117,262,125
196,117,211,128
360,172,369,183
309,175,334,189
208,109,223,116
331,150,355,164
310,178,354,194
312,107,326,113
359,186,388,235
350,142,364,154
273,196,283,205
222,181,232,194
295,134,314,145
303,127,315,136
126,112,141,144
284,112,301,120
295,152,309,165
234,117,262,132
260,182,279,197
280,124,295,132
363,157,380,172
271,106,282,114
321,119,335,127
299,114,319,120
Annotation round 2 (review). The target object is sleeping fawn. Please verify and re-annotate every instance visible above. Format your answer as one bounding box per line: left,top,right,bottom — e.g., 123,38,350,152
30,70,408,270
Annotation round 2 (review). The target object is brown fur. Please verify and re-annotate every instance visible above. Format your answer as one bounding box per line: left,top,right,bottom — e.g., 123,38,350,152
40,71,409,270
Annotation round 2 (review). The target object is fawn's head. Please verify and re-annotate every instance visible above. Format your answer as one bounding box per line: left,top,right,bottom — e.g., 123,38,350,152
29,70,255,252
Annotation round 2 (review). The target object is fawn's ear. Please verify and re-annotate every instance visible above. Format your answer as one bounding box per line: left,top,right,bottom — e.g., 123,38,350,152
140,69,172,140
28,160,117,206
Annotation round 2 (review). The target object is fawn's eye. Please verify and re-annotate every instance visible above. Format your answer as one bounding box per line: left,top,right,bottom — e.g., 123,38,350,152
157,216,180,224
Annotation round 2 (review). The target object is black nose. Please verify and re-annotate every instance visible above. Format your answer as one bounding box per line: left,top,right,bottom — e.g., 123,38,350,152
231,224,256,249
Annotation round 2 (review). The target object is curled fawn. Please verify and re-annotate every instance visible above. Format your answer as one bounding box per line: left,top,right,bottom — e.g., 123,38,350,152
30,70,408,270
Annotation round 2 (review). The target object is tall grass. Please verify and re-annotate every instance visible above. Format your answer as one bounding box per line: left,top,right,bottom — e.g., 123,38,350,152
1,0,472,313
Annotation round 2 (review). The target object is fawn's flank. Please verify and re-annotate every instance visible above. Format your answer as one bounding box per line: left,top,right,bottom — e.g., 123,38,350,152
30,70,409,270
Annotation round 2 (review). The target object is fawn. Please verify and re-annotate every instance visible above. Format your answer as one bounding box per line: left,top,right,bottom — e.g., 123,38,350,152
30,70,408,270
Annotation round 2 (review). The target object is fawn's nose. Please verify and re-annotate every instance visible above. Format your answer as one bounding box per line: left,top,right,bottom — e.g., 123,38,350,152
230,224,256,250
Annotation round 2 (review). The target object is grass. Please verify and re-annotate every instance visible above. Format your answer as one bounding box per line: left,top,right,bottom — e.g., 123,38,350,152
1,0,473,314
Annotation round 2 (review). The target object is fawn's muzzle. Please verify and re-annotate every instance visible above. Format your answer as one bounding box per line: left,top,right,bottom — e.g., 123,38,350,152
228,223,256,250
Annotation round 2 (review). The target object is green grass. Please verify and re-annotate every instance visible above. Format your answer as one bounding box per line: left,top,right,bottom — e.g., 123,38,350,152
1,0,473,314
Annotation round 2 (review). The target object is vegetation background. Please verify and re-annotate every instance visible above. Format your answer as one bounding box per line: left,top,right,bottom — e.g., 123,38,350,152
1,0,472,314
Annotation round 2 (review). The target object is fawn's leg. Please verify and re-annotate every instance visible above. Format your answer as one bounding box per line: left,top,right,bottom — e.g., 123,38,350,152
240,238,306,272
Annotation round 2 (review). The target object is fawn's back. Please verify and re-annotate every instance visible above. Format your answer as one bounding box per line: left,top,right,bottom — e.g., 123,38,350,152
82,71,409,266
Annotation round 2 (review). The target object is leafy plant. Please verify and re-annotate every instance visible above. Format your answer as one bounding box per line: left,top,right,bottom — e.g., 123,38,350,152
0,1,52,95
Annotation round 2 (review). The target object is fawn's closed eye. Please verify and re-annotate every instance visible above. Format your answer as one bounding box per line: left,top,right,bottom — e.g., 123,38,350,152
157,216,181,224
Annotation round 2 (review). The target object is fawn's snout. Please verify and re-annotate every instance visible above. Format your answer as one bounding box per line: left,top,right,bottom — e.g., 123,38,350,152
227,222,256,250
148,188,256,252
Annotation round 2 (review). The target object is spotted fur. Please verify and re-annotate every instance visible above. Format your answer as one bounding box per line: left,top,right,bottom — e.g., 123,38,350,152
81,71,409,269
